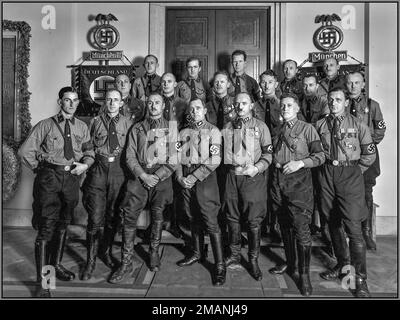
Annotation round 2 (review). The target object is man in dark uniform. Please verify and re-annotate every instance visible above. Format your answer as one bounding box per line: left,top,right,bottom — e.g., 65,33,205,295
316,87,376,297
109,92,177,283
346,71,386,251
318,58,346,97
175,98,226,286
229,50,261,103
206,70,236,130
177,57,211,104
253,69,282,241
132,54,162,103
268,93,325,296
222,92,273,281
19,87,95,297
81,90,133,280
279,60,303,101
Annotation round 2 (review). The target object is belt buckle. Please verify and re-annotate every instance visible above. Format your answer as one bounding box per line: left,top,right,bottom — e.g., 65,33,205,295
332,160,339,166
146,164,153,169
64,165,71,171
108,156,115,163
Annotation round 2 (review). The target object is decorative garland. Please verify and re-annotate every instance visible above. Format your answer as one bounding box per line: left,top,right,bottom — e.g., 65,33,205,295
2,142,21,202
2,20,32,144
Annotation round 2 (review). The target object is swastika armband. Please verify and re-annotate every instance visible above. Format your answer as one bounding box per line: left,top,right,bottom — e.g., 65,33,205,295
209,144,220,156
309,140,323,153
374,120,386,130
361,143,376,155
262,144,274,154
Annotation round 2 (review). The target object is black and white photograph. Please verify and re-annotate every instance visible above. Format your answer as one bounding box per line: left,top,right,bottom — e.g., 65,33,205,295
1,0,398,302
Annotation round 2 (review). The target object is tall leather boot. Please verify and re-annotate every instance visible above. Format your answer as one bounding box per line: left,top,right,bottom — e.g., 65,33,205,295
362,198,377,251
248,226,262,281
351,240,370,298
297,244,313,296
81,231,99,281
149,220,163,272
51,229,75,281
34,240,51,298
177,224,205,267
320,225,350,281
224,222,241,266
209,232,226,286
269,226,297,276
109,227,136,283
99,226,116,269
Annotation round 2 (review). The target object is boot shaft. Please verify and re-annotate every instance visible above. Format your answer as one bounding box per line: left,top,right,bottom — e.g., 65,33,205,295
35,240,49,283
209,232,224,265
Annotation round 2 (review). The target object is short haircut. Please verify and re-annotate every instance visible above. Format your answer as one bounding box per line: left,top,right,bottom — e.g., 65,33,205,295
231,49,247,61
213,70,230,81
186,57,201,67
346,71,365,82
303,74,318,83
58,86,77,99
106,89,122,99
328,87,349,100
161,72,176,81
282,59,298,69
235,92,253,103
115,73,130,81
148,91,164,101
280,92,300,106
324,57,339,65
259,69,278,81
189,98,205,107
144,54,158,64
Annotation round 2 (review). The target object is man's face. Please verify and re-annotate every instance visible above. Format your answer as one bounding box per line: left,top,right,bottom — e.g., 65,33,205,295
187,60,201,79
232,54,246,74
303,77,319,96
147,94,165,117
59,91,79,116
346,73,365,98
105,90,123,114
235,93,253,118
280,97,299,121
115,74,131,97
283,61,297,79
323,58,340,78
161,73,177,95
189,99,207,122
259,74,278,96
328,90,348,116
144,56,158,75
213,74,230,96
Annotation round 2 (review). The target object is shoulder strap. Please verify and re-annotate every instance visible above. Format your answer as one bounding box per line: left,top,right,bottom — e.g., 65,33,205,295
99,114,109,131
326,118,350,162
51,117,65,137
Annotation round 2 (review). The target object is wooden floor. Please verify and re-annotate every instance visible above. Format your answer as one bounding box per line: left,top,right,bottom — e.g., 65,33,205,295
2,227,398,299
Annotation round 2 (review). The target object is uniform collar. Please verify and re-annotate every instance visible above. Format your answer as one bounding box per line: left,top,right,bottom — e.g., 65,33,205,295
285,118,297,128
262,95,277,103
56,112,75,125
105,112,120,123
351,94,363,103
186,77,201,83
164,94,175,101
232,73,246,80
306,95,318,103
190,119,206,129
234,116,251,128
284,77,297,84
148,117,163,128
122,94,131,104
146,73,156,80
331,113,346,122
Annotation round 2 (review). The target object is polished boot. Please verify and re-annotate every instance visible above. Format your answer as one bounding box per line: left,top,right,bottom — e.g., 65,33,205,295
224,222,241,266
177,225,205,267
351,241,370,298
248,227,262,281
269,226,297,276
149,220,163,272
81,231,100,281
109,227,136,283
320,225,350,281
270,222,282,243
99,226,116,269
297,244,313,296
209,232,226,286
51,229,75,281
362,198,377,251
34,240,51,298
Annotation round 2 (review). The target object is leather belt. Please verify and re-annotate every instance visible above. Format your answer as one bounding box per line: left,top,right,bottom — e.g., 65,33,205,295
41,162,73,172
326,159,359,167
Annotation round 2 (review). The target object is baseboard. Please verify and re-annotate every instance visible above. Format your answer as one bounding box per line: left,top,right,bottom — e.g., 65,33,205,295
2,208,398,236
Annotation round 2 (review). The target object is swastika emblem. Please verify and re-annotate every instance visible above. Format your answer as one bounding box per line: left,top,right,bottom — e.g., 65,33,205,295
313,25,343,51
89,76,115,104
367,143,376,154
94,25,120,50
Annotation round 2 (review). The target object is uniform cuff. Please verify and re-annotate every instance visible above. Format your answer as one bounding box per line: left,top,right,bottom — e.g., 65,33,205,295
302,158,314,168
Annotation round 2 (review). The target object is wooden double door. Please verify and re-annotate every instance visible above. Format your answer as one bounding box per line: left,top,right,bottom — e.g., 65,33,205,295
166,9,270,83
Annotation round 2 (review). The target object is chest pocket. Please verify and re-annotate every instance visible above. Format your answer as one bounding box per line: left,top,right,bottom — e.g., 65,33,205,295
288,130,308,159
94,132,107,147
73,133,84,149
343,128,359,151
44,133,60,151
117,132,126,146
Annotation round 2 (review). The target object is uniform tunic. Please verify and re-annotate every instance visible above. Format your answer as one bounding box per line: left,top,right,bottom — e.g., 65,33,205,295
177,77,211,103
131,74,162,102
205,94,236,130
229,73,261,103
300,95,329,126
253,96,282,137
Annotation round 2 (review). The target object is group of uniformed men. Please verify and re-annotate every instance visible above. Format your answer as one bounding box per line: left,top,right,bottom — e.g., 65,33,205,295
19,49,386,299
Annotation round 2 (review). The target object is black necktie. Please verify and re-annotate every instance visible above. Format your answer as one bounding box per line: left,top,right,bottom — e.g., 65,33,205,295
216,97,225,129
350,99,357,116
330,117,339,160
64,119,74,160
108,119,119,153
306,99,312,123
190,79,196,101
264,99,271,128
145,76,153,97
235,77,241,96
164,98,171,120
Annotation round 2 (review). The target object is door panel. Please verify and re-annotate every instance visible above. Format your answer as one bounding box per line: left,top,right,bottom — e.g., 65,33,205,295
166,9,269,82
